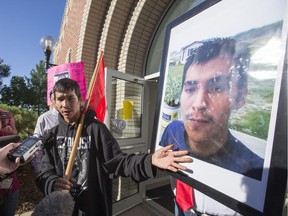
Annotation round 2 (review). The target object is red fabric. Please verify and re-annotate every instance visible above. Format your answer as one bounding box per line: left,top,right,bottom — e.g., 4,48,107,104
88,56,106,122
0,131,9,136
176,179,195,212
0,111,19,197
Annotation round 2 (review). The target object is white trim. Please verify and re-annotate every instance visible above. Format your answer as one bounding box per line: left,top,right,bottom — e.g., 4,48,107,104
144,72,160,80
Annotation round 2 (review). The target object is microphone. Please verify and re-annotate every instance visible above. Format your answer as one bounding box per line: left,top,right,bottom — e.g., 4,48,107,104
0,135,20,148
32,191,75,216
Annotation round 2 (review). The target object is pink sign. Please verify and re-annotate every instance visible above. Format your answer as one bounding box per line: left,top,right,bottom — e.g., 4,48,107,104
47,62,87,105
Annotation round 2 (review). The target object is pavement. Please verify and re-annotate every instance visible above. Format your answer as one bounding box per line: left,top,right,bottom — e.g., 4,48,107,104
15,212,32,216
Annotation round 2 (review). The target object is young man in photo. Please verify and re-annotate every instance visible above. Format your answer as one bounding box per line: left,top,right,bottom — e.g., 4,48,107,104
160,38,264,215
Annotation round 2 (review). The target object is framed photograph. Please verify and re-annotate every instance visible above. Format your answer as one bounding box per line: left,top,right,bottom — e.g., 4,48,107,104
151,0,287,215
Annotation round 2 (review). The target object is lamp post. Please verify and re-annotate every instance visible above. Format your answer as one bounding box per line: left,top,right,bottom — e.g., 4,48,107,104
40,35,56,70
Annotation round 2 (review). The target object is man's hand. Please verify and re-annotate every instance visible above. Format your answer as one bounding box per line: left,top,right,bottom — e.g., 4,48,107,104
151,144,193,172
53,177,74,192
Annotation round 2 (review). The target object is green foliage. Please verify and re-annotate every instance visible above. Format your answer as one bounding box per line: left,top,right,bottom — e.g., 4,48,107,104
229,73,275,139
0,104,38,140
0,60,48,114
229,109,270,140
0,58,11,86
0,59,47,140
26,60,48,114
164,77,181,106
164,65,183,107
0,76,30,108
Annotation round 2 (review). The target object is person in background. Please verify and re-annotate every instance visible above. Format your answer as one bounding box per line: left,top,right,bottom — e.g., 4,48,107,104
0,109,17,136
0,109,20,216
32,91,59,175
160,37,264,215
36,78,193,216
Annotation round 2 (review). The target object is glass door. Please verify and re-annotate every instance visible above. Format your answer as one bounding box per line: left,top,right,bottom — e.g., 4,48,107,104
105,69,150,215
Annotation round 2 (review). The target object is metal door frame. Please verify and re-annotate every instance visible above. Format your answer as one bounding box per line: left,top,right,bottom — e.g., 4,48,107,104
105,68,150,215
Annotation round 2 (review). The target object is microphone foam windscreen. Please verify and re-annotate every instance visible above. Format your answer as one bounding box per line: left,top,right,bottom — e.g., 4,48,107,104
32,191,75,216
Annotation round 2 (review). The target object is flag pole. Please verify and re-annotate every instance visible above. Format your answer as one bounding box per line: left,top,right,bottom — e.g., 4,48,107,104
64,51,104,180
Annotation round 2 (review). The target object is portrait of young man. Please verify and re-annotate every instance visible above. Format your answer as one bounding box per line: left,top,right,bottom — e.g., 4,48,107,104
158,37,267,216
160,37,264,180
154,0,286,214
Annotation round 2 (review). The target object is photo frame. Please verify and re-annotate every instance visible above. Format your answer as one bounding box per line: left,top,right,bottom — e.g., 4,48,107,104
151,0,287,215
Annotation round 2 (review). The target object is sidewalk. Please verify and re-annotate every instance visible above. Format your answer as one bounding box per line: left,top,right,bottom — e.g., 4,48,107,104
15,185,174,216
15,212,32,216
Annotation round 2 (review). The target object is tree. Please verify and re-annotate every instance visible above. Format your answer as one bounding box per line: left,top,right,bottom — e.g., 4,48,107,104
0,58,11,87
0,76,30,108
0,104,38,139
26,60,48,115
0,60,48,115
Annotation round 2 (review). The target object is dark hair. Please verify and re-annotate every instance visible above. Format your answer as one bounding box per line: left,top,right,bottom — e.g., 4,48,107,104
53,78,82,99
49,90,53,98
182,37,250,91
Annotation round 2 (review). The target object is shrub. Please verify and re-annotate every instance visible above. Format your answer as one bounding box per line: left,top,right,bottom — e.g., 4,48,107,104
0,104,38,140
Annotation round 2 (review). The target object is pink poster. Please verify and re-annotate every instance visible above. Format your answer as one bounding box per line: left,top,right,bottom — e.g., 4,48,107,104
47,62,87,105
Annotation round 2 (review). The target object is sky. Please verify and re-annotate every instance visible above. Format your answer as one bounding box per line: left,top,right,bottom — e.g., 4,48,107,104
0,1,66,85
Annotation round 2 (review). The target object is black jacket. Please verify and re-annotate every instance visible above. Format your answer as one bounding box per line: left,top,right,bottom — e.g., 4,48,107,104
36,110,156,215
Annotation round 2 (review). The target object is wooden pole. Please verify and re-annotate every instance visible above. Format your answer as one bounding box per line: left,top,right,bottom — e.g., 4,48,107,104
64,51,104,179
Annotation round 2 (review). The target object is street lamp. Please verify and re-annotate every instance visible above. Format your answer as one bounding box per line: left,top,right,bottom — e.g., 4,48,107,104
40,35,56,70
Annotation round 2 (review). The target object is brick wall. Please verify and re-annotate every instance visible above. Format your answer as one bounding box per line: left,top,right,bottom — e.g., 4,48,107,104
54,0,172,86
